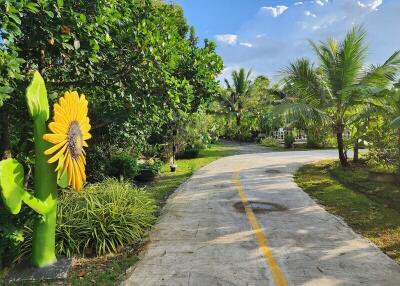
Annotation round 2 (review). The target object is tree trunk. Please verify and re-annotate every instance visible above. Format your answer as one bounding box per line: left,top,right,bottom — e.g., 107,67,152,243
336,125,349,167
0,107,11,158
353,139,359,163
236,113,241,126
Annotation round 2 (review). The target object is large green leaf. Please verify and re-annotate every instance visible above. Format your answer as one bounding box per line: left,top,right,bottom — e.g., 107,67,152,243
25,71,49,120
0,159,25,214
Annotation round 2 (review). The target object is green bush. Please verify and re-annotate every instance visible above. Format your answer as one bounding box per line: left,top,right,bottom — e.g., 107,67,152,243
284,132,295,148
138,161,162,175
176,142,204,159
366,127,399,172
260,136,280,147
56,179,156,257
135,160,162,182
107,153,139,179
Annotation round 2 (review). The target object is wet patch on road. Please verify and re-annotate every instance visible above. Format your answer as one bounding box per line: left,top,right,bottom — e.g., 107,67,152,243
233,201,287,214
265,169,281,174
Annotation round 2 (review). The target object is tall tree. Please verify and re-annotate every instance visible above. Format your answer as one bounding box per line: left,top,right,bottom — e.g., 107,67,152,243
223,68,252,126
0,0,223,162
276,26,400,166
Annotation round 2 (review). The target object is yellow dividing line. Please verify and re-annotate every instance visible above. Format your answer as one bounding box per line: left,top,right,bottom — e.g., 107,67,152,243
233,171,288,286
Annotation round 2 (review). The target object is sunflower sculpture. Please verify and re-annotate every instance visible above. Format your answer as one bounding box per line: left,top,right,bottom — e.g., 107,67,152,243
44,91,91,191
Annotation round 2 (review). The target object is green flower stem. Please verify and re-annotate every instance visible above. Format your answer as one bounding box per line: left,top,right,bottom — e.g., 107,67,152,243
31,116,58,267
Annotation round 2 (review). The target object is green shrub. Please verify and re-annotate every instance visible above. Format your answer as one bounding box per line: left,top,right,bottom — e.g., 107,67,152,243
56,179,156,257
260,136,280,147
138,161,162,175
366,127,399,172
135,160,162,182
284,132,295,148
107,153,139,179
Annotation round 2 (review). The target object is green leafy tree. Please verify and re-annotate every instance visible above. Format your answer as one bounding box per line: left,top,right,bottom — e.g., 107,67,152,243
276,27,400,166
0,0,223,165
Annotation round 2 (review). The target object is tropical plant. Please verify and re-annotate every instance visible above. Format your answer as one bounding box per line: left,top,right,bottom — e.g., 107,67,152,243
107,153,139,180
56,179,156,257
260,136,280,148
284,131,295,148
275,26,400,166
223,68,253,126
381,83,400,171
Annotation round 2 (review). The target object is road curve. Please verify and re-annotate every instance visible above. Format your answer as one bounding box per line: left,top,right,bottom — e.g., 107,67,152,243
122,147,400,286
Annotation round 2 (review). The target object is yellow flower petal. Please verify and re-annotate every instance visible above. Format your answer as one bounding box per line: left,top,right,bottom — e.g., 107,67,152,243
67,158,74,185
54,103,68,120
43,134,67,144
49,122,68,134
83,133,92,140
73,162,82,191
44,140,66,155
77,156,86,182
47,144,68,164
81,123,91,133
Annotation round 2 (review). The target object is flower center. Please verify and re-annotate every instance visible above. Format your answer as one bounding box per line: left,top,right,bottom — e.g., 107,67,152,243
67,121,83,160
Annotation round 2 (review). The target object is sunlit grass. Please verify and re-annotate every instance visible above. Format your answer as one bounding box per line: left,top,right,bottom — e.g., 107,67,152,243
146,143,235,204
295,160,400,264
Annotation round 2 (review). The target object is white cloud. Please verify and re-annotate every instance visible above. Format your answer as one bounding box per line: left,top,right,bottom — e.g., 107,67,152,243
240,42,253,48
357,0,383,10
215,34,237,45
294,2,304,5
261,6,288,18
315,0,325,6
305,11,317,18
216,0,399,81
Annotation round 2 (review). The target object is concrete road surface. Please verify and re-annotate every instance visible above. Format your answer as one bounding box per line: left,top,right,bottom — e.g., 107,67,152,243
122,145,400,286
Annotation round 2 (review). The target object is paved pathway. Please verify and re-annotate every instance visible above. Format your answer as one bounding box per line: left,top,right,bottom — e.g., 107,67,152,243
123,144,400,286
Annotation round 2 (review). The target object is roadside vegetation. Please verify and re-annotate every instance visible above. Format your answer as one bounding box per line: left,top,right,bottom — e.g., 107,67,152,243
0,144,233,285
1,0,400,283
295,160,400,264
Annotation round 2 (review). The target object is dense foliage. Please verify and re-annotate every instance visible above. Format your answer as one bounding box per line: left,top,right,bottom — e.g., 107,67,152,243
0,0,223,163
0,0,223,267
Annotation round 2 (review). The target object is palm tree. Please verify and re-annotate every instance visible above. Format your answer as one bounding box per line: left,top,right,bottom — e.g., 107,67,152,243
223,68,252,126
275,26,400,166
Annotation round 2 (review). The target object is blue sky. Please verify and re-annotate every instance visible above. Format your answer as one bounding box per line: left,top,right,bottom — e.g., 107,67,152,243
172,0,400,81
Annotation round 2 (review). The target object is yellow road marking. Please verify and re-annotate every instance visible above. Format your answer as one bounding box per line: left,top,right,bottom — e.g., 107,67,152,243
233,171,288,286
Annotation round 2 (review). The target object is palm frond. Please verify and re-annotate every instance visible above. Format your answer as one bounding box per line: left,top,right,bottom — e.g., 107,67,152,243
350,104,383,124
282,58,329,104
337,26,367,88
273,102,332,126
390,116,400,129
359,50,400,87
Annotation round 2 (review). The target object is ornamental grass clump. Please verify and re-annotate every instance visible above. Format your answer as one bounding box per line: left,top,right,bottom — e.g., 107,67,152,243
56,178,156,257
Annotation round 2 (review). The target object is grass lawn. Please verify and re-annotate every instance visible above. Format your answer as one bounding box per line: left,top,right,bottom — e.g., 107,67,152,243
295,160,400,264
1,143,234,286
